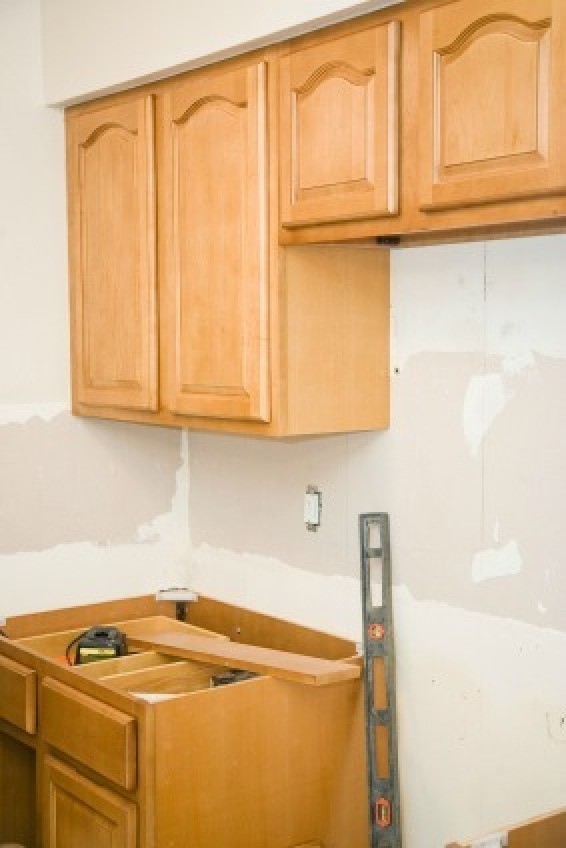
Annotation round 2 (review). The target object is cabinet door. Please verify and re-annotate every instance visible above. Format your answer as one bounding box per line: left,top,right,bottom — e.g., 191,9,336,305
280,23,400,227
0,733,36,847
418,0,566,211
163,62,270,421
43,756,136,848
67,94,158,411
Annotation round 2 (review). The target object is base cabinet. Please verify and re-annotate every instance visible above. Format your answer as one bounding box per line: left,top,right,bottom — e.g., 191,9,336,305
43,756,137,848
0,596,366,848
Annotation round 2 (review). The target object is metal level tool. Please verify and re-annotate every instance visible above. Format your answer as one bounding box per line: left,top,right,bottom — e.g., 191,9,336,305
359,512,402,848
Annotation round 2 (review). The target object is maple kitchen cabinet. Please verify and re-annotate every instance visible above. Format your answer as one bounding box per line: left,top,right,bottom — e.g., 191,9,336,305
279,0,566,245
67,53,390,437
0,594,367,848
66,0,566,435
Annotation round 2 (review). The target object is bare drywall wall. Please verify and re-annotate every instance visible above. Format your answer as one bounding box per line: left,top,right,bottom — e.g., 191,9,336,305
189,237,566,634
40,0,399,105
0,0,190,615
0,413,183,553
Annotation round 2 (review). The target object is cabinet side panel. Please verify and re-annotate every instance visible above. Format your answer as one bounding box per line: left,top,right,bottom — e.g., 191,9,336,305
284,246,390,434
154,676,367,848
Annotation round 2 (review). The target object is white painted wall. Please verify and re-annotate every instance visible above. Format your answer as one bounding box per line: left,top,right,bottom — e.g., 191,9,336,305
41,0,398,104
0,0,190,615
4,2,564,846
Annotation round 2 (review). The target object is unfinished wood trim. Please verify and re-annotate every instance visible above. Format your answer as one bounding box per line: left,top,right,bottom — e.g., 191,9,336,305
446,807,566,848
128,632,361,686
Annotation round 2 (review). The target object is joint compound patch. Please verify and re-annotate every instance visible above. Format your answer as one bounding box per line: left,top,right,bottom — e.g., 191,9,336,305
472,540,523,583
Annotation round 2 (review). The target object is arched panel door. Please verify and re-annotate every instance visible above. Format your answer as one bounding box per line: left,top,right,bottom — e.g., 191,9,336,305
162,62,269,422
280,22,400,228
68,94,157,411
418,0,566,211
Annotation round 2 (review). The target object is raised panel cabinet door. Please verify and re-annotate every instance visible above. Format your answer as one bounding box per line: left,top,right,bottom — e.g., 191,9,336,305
43,756,136,848
419,0,566,211
67,94,158,411
280,22,400,227
163,62,270,421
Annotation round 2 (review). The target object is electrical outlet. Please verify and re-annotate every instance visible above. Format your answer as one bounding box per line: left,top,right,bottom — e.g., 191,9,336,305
304,486,321,531
156,588,198,602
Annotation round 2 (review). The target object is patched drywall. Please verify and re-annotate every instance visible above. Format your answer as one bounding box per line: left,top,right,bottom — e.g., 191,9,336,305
189,236,566,633
0,413,183,553
0,426,190,615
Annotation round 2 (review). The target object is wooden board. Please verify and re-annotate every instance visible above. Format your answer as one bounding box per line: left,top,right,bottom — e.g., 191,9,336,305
128,631,360,686
447,807,566,848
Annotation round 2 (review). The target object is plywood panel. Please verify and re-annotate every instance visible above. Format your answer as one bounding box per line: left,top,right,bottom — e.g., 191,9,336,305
128,631,361,686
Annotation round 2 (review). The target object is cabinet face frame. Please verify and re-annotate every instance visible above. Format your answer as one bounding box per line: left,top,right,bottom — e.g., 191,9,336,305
43,756,137,848
280,21,400,228
67,94,158,412
162,60,270,422
418,0,566,211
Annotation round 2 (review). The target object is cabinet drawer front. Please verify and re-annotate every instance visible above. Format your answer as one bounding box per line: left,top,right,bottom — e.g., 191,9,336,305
0,655,37,734
42,678,137,790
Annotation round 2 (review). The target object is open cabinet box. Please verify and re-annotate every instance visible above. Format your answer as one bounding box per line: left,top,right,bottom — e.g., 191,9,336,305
0,594,367,848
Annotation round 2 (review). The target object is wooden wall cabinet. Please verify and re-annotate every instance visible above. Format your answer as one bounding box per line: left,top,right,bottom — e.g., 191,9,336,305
0,595,367,848
66,0,566,435
279,22,400,227
418,0,566,212
278,0,566,244
67,57,390,436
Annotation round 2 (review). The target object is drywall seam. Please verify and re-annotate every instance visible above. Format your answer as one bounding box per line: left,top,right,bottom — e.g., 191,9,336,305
462,373,513,456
